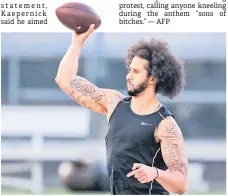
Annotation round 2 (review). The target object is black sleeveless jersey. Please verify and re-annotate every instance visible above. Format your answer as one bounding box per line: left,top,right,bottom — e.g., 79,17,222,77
105,97,173,195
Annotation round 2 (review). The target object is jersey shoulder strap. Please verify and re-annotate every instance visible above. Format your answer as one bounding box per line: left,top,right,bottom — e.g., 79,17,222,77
158,105,174,119
121,96,131,103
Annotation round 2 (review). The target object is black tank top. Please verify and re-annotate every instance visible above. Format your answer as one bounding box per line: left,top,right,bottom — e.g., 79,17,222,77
105,97,173,195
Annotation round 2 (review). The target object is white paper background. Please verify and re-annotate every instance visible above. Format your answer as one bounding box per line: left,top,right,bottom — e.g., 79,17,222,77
0,0,227,32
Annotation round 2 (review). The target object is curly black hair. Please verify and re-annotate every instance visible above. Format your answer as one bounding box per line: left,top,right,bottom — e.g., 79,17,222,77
125,38,186,99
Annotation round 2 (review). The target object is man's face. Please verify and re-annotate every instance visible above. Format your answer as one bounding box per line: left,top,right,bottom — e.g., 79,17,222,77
126,56,151,96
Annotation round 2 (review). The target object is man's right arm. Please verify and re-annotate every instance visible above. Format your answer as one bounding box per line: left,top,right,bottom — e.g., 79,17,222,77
55,25,125,119
57,75,125,119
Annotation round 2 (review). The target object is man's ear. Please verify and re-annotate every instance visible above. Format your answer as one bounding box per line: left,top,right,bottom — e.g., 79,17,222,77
150,76,157,85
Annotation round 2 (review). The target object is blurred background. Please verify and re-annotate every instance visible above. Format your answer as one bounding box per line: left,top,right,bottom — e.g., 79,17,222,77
1,32,226,195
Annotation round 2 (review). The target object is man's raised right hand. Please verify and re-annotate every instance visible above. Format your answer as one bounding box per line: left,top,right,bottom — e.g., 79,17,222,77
72,24,95,47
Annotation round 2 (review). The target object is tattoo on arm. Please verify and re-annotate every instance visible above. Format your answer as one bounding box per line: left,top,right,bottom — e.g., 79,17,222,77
154,126,159,143
106,92,125,114
159,118,188,177
63,76,124,115
69,76,104,104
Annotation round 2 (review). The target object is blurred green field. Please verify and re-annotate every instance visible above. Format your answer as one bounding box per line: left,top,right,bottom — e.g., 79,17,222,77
2,188,109,195
1,187,226,195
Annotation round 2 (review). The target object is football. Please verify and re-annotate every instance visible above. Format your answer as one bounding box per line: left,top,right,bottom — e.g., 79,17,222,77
55,2,101,33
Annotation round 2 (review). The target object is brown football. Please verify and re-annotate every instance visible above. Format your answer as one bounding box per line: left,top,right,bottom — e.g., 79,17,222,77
55,2,101,33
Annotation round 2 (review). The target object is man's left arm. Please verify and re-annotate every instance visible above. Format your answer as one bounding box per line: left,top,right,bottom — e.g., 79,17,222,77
127,116,188,195
155,116,188,194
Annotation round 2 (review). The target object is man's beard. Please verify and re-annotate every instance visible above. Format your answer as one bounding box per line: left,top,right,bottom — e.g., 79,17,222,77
127,78,149,96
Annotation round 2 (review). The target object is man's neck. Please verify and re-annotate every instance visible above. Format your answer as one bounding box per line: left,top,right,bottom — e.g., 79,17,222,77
130,91,160,115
